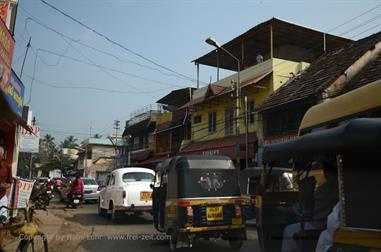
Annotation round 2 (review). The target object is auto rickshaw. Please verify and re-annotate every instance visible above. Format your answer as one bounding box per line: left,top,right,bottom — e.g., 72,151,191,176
151,155,246,250
240,167,294,220
256,118,381,252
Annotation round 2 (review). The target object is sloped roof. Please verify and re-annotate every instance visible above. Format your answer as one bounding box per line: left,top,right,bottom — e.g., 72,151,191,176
156,87,196,108
206,84,227,97
257,31,381,112
194,17,351,71
179,70,272,109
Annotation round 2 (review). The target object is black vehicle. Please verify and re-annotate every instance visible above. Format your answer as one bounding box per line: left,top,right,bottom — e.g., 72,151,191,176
151,155,246,250
256,118,381,252
240,167,294,220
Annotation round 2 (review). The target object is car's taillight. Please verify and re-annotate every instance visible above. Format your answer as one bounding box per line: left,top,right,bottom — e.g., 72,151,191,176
97,186,100,192
122,191,126,198
47,180,51,187
235,205,242,218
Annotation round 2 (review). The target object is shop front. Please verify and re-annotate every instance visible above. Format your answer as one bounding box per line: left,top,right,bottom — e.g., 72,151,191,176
180,133,257,169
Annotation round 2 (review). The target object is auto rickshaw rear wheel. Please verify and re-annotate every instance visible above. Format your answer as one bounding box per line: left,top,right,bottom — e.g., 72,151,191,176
228,237,243,249
168,229,177,251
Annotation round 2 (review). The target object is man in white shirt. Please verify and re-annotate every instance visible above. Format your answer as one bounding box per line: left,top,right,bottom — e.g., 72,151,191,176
315,202,341,252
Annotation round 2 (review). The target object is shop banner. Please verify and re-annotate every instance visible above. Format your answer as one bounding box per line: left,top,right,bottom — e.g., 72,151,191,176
5,70,24,116
20,125,40,153
9,177,34,209
0,15,14,96
0,2,9,23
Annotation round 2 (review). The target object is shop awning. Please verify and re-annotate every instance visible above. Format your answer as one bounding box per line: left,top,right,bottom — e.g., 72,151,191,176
130,149,153,163
180,133,258,159
138,156,167,166
240,71,272,89
0,89,31,132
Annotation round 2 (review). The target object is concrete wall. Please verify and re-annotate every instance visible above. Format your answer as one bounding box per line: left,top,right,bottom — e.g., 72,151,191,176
91,145,115,161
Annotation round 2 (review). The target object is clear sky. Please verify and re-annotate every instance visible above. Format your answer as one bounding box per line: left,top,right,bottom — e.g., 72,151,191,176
12,0,381,144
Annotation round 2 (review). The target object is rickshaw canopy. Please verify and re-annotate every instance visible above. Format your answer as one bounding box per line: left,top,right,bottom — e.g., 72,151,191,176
263,118,381,163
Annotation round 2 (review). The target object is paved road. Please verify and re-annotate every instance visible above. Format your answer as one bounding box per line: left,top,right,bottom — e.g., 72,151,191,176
48,201,260,252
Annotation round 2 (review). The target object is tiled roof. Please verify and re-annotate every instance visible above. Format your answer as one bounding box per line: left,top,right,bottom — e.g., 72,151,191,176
179,70,272,109
206,84,227,96
257,31,381,112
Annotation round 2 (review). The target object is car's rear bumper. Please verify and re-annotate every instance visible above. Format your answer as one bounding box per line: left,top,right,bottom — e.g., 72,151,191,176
84,192,100,200
115,205,152,212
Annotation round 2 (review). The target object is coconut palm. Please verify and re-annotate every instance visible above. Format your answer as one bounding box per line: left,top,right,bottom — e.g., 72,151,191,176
60,135,78,149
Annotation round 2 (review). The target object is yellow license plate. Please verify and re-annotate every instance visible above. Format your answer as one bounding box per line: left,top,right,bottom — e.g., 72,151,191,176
206,206,223,221
140,192,152,201
232,218,242,225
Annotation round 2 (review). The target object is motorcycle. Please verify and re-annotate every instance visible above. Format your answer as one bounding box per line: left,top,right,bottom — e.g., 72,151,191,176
67,191,83,209
30,180,54,210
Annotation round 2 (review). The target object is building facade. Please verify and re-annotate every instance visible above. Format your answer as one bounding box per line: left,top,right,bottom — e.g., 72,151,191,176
122,104,164,166
77,137,127,182
180,18,350,169
257,31,381,164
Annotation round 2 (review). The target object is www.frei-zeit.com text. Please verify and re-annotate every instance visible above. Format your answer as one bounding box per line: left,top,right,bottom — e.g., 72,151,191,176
19,233,171,241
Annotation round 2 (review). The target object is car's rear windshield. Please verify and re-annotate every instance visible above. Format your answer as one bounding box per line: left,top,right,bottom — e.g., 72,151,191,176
122,172,154,182
82,179,97,185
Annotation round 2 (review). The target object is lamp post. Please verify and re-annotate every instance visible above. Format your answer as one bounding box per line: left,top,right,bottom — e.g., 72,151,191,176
205,37,241,168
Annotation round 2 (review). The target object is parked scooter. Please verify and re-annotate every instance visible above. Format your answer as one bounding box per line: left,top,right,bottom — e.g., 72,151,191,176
30,180,54,210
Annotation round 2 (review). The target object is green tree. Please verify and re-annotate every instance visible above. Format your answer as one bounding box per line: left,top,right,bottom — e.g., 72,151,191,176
93,133,102,138
60,135,78,149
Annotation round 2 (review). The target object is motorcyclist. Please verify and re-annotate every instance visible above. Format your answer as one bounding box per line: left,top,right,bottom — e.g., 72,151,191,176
67,175,84,207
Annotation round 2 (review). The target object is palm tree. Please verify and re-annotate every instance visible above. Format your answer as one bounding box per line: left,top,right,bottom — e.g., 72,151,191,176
93,133,102,139
60,135,78,149
41,134,57,158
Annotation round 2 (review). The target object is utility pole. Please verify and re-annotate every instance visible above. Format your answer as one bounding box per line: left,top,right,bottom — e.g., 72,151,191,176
205,37,241,169
20,37,31,79
28,117,36,179
245,96,249,169
113,120,120,169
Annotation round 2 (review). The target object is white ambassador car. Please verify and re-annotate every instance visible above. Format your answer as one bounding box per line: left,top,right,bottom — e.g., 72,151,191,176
98,167,155,221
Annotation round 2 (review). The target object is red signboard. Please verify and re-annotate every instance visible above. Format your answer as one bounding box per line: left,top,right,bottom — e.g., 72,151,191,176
263,133,298,145
0,2,8,23
0,16,14,96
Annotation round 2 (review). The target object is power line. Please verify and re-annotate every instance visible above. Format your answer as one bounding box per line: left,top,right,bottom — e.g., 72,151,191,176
60,36,159,97
22,73,171,94
351,22,381,39
266,7,381,81
41,128,91,136
34,47,184,88
327,3,381,32
18,7,205,84
38,0,202,84
338,13,381,36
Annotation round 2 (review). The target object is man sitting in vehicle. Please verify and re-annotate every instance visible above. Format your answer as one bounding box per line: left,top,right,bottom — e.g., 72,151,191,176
281,161,339,252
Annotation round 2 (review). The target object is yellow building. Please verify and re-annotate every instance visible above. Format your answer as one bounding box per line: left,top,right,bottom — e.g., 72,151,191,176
180,18,351,169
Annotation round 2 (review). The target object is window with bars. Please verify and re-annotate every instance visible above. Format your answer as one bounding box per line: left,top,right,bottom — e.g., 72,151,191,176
208,111,217,132
249,101,255,124
225,107,234,136
193,115,202,124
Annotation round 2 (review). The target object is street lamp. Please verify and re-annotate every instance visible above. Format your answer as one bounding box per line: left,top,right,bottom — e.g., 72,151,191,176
205,37,242,168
